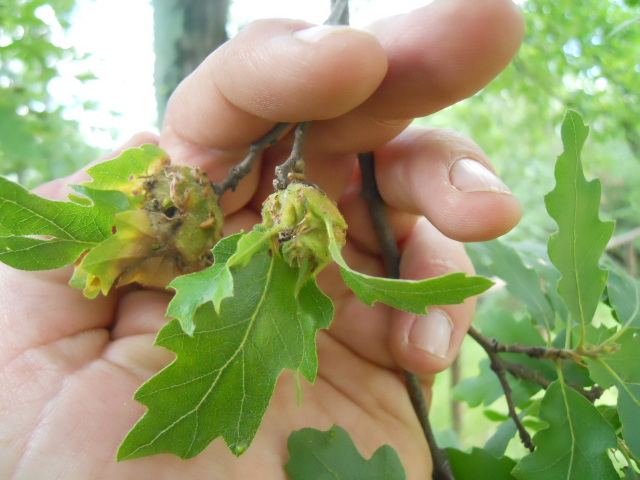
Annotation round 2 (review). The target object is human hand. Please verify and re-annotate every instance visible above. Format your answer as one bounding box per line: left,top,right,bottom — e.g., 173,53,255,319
0,1,524,478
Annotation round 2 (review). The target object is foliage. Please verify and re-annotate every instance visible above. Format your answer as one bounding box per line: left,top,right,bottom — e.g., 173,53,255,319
424,0,640,245
286,425,407,479
0,0,102,187
448,112,640,479
0,142,491,465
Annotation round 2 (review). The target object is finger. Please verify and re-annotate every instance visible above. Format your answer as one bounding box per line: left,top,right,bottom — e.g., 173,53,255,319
159,18,388,170
374,126,522,242
307,0,525,154
389,218,478,375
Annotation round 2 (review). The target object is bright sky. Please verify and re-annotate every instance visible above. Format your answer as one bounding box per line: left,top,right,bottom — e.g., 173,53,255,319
50,0,438,149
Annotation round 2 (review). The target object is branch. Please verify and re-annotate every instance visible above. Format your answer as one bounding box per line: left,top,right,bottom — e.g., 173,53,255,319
467,327,535,452
213,122,292,195
468,326,605,448
358,153,455,480
273,122,310,190
327,0,350,25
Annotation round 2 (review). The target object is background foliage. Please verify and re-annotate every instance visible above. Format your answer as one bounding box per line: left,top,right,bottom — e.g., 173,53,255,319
0,0,102,187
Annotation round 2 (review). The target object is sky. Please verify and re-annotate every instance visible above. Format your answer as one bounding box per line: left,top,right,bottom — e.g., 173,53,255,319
50,0,438,149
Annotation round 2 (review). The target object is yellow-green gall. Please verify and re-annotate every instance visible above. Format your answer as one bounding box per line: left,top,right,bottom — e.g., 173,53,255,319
261,182,346,286
72,161,224,296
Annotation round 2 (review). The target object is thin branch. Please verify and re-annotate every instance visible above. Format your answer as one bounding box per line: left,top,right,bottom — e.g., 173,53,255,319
358,152,455,480
326,0,350,25
467,327,535,452
472,327,605,403
273,122,310,190
213,122,292,195
495,342,583,363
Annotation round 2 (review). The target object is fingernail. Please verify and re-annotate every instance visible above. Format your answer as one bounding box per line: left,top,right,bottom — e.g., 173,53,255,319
408,310,452,358
450,158,512,194
294,25,367,43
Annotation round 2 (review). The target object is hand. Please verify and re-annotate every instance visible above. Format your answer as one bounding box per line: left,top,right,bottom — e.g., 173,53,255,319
0,1,524,478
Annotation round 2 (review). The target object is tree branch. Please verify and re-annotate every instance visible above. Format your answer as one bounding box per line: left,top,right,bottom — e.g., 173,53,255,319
274,122,310,190
468,326,605,428
358,152,455,480
467,327,535,452
213,122,292,195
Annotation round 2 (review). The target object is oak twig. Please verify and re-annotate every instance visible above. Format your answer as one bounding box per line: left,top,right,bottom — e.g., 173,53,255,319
213,122,292,195
274,122,310,190
468,327,535,452
468,325,606,451
358,152,455,480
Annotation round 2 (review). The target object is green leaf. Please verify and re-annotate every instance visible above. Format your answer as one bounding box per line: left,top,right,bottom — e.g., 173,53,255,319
328,236,494,314
0,236,92,270
617,382,640,460
447,448,517,480
545,111,615,336
469,240,556,332
0,175,112,270
512,380,619,480
285,425,407,480
117,248,333,460
606,263,640,328
587,330,640,388
83,144,168,195
0,176,112,243
485,413,525,458
166,233,241,335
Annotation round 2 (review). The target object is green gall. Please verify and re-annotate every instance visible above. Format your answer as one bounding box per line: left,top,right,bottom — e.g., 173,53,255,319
72,157,224,296
261,182,346,288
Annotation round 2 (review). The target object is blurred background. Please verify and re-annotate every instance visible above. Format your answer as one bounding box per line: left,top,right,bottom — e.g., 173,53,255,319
1,0,638,455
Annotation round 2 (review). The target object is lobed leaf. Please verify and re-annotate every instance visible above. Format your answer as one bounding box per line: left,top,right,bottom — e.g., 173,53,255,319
545,111,615,336
512,380,618,480
285,425,407,480
328,235,493,313
166,233,241,335
446,447,517,480
118,247,333,460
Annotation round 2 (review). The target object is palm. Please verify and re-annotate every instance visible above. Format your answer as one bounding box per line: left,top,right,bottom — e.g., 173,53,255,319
0,241,430,479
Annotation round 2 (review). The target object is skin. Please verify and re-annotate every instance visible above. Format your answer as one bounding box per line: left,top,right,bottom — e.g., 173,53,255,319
0,1,524,478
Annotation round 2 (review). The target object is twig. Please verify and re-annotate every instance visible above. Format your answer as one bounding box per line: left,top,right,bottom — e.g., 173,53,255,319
213,122,292,195
494,342,583,363
327,0,350,25
467,327,535,452
274,122,310,190
358,152,455,480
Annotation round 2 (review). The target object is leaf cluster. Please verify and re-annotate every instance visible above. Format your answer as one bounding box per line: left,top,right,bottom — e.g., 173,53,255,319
448,111,640,479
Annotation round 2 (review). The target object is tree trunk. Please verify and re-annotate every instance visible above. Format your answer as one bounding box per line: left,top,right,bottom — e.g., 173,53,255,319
152,0,230,124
